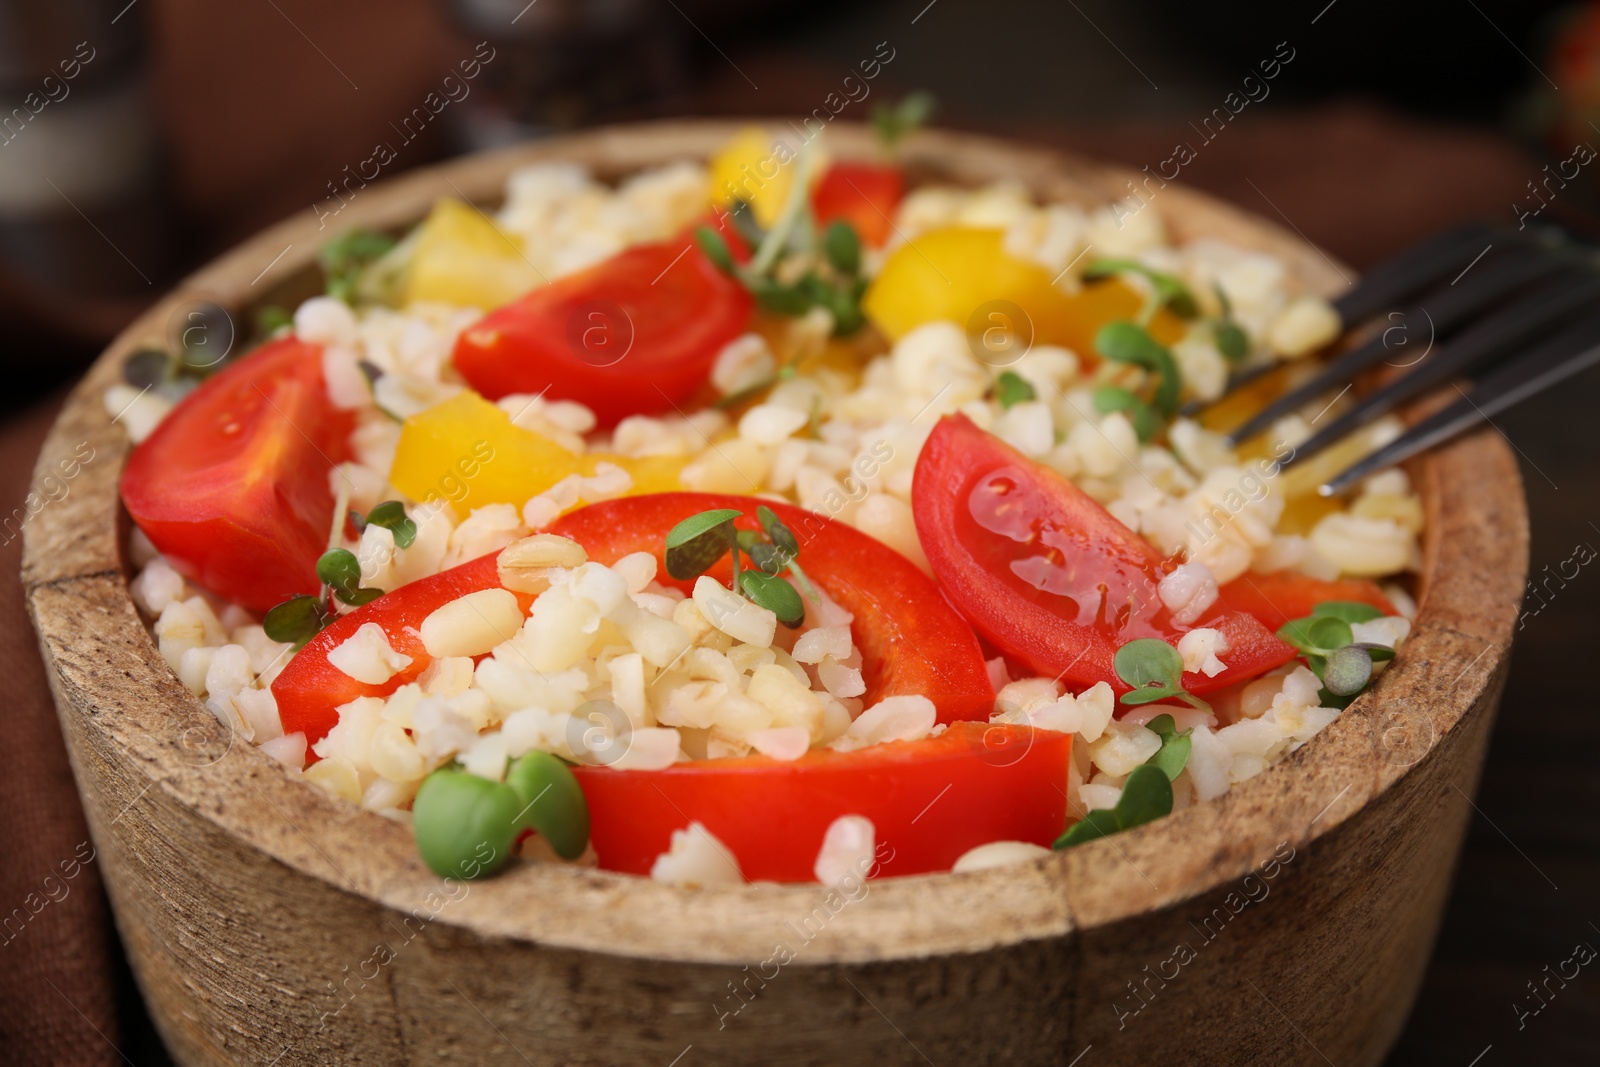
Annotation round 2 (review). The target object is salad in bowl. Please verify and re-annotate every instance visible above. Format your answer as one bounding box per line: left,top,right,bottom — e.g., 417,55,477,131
106,118,1423,890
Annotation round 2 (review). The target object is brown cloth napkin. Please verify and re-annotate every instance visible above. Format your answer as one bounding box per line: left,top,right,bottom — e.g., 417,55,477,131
0,104,1545,1066
0,395,133,1067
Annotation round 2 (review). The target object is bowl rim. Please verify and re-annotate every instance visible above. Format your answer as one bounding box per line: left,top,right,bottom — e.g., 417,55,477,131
22,118,1528,967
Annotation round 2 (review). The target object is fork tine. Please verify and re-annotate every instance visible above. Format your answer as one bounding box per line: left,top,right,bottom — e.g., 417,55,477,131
1177,360,1279,417
1330,220,1501,323
1278,270,1600,471
1221,245,1569,444
1320,312,1600,495
1190,222,1515,423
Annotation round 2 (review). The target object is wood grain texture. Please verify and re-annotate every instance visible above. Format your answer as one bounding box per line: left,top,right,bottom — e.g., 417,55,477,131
20,120,1527,1066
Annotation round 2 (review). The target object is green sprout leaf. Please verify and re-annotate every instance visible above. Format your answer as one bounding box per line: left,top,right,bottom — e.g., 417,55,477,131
255,305,293,338
1214,321,1249,362
1116,638,1184,690
750,277,814,317
1279,600,1397,704
756,505,799,558
364,500,418,549
1054,808,1121,848
122,347,172,391
994,371,1037,410
1312,600,1385,624
1054,764,1174,848
1321,644,1374,697
1093,384,1161,443
263,594,330,650
1277,614,1354,657
739,570,805,626
1094,321,1182,417
725,198,766,247
823,220,862,276
317,548,381,606
317,548,361,592
664,508,742,580
1144,713,1194,781
1114,637,1211,714
873,90,935,150
319,229,399,304
1084,257,1199,319
694,225,736,274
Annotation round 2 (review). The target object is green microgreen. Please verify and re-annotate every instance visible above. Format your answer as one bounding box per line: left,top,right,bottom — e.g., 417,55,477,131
1114,638,1211,715
872,91,935,151
696,139,869,336
1276,600,1395,707
122,347,174,391
360,500,418,549
122,327,238,393
993,371,1037,410
664,506,814,626
1053,763,1173,849
694,225,736,274
255,305,293,339
1210,284,1250,363
262,594,331,651
1321,645,1374,697
1311,600,1385,624
1094,322,1182,417
664,508,743,581
758,505,799,558
823,220,862,275
1092,384,1162,443
317,548,383,607
1144,713,1193,781
725,198,766,248
319,229,398,304
1084,257,1199,321
739,570,805,625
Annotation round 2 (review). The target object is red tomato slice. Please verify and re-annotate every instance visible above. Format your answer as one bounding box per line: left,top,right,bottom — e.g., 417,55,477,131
120,337,353,613
272,553,538,745
912,414,1296,695
547,492,995,723
574,721,1068,880
811,161,905,247
1217,572,1397,631
452,236,753,428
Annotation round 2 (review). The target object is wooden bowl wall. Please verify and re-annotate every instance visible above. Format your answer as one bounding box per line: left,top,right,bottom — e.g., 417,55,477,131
22,121,1527,1067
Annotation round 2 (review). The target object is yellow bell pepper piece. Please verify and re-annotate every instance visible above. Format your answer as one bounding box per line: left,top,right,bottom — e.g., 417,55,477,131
708,127,797,229
862,226,1185,355
402,199,544,309
389,391,682,518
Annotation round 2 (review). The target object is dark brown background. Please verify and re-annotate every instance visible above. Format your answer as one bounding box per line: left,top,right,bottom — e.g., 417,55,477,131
1,0,1596,1064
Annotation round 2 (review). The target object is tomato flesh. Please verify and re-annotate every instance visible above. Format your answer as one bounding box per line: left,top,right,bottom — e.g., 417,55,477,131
120,337,353,613
574,721,1069,880
1217,572,1397,631
547,493,995,723
452,236,753,428
912,413,1296,694
811,162,906,247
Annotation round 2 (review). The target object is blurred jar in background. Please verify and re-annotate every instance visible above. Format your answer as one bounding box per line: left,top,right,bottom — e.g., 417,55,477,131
446,0,691,149
0,0,173,385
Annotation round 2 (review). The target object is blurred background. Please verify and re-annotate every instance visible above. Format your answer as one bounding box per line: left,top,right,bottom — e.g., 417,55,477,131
2,0,1597,1063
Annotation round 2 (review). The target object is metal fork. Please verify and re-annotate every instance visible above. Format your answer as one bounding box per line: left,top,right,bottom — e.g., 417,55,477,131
1191,221,1600,495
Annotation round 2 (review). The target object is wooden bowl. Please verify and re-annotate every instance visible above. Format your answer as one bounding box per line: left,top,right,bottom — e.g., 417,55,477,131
23,121,1527,1067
